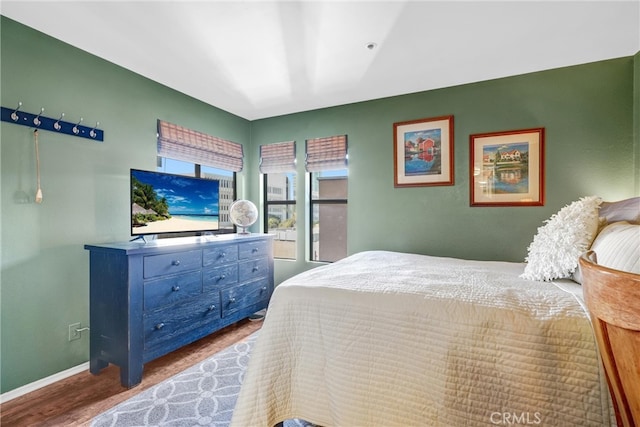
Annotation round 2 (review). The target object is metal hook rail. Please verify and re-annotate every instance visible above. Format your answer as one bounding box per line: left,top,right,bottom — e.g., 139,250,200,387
1,103,104,141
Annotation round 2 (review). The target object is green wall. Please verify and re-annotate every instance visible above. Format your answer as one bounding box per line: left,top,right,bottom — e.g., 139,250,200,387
0,17,251,394
1,17,638,394
253,57,638,283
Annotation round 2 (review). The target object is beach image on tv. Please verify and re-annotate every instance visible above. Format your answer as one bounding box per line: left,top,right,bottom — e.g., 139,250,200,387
131,169,220,235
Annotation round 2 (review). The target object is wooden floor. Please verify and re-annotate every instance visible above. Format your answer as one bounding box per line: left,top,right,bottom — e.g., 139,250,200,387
0,320,261,427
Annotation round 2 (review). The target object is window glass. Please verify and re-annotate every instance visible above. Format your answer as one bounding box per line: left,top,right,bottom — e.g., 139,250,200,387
310,169,347,262
157,157,195,176
265,172,296,259
201,165,234,232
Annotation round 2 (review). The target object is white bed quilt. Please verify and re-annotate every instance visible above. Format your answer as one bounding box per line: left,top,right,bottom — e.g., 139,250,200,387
231,251,613,427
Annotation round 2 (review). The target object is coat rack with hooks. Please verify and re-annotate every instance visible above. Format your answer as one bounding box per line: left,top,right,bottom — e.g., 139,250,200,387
1,103,104,141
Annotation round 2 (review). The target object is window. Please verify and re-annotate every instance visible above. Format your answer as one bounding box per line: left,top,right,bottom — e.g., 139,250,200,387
306,135,348,262
261,141,296,259
157,120,244,172
156,120,242,234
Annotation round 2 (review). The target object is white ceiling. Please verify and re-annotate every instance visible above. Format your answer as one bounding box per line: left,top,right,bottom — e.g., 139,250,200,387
2,1,639,121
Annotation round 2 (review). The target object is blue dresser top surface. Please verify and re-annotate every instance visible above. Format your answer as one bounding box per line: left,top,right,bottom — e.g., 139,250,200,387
85,233,274,255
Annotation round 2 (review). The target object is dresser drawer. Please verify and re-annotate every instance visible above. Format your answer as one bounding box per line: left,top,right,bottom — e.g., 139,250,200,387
86,235,273,388
143,250,202,279
222,280,270,318
238,257,269,283
144,270,202,311
239,240,269,259
143,291,221,350
203,264,238,289
203,244,238,267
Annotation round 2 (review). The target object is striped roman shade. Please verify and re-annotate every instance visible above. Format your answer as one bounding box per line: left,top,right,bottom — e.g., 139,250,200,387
157,120,244,172
259,141,296,173
305,135,348,172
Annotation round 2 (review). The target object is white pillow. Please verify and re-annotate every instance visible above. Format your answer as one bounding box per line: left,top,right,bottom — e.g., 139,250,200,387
590,221,640,273
520,196,601,281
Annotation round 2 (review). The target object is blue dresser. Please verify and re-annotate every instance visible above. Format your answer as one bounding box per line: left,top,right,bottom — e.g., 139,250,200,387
85,234,274,388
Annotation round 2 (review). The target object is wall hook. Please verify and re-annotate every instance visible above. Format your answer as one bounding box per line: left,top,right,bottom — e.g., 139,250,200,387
11,102,22,122
72,117,83,135
54,113,65,131
33,108,45,127
1,105,103,141
89,121,100,138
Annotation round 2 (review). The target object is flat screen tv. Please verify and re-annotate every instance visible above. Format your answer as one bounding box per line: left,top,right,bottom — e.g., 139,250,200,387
131,168,220,236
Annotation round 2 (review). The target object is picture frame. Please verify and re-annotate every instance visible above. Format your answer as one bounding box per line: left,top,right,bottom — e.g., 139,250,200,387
470,127,545,206
393,115,454,187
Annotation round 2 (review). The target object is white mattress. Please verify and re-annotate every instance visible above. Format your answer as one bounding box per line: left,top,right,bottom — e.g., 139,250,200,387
231,251,613,427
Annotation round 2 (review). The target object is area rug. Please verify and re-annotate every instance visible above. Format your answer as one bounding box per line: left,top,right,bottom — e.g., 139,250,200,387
91,332,314,427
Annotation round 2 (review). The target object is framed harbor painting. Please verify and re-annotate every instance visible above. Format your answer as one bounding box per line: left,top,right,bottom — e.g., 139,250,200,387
470,127,545,206
393,115,454,187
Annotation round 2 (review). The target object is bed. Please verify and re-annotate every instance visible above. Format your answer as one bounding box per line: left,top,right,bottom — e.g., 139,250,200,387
231,197,639,427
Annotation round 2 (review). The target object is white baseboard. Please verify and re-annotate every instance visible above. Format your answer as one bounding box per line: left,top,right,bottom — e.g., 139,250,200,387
0,362,90,404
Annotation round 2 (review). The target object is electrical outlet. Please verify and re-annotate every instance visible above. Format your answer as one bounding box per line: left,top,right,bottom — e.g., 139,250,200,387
68,322,82,341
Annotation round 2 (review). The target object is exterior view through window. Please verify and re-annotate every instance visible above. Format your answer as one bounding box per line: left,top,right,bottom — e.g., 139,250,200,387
261,141,297,259
310,169,348,262
265,172,296,259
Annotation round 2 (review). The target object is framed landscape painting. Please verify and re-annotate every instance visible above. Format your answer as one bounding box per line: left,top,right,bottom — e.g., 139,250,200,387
393,115,454,187
470,127,545,206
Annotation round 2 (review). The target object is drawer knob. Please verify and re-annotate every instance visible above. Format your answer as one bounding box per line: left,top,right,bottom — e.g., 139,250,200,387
155,323,165,330
172,260,181,266
252,248,258,253
262,286,267,291
219,274,226,281
172,285,180,292
229,297,236,304
252,266,259,272
220,252,226,258
208,304,216,311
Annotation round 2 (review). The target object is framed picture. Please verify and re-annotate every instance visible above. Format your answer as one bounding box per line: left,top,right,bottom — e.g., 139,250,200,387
393,115,454,187
470,127,545,206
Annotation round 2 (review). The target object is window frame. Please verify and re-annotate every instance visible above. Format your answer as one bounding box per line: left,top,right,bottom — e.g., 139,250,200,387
305,135,348,263
308,170,348,263
263,172,297,260
260,141,298,260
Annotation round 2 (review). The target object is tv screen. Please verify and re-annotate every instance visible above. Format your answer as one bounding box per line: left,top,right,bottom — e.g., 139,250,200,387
131,169,220,236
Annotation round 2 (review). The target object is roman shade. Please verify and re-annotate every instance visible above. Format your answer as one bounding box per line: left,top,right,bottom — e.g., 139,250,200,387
157,119,244,172
305,135,348,172
259,141,296,173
